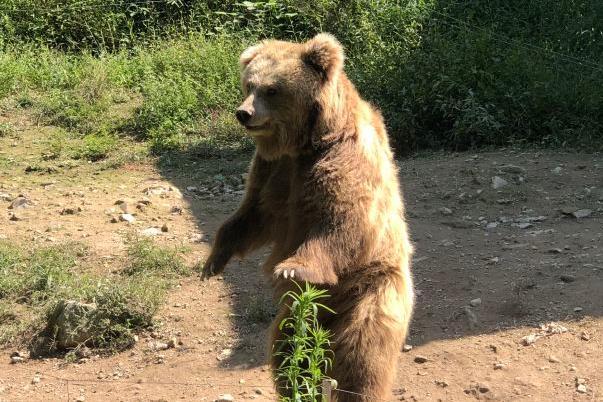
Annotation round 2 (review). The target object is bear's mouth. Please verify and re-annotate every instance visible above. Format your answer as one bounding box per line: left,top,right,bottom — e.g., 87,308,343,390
245,123,270,131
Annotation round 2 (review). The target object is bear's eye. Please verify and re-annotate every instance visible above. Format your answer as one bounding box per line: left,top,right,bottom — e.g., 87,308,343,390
266,87,278,96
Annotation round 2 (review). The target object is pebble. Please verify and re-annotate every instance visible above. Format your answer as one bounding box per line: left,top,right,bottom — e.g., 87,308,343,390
215,394,234,402
576,384,587,393
402,344,413,352
8,196,31,209
521,334,539,346
559,274,576,283
120,213,135,223
31,375,41,384
548,355,560,363
253,388,263,395
75,396,86,402
491,176,508,189
574,307,583,312
552,166,563,174
493,363,505,370
572,209,592,219
439,207,453,216
499,165,526,174
0,193,12,201
469,298,482,307
580,332,590,341
141,227,162,237
414,355,428,363
161,223,169,232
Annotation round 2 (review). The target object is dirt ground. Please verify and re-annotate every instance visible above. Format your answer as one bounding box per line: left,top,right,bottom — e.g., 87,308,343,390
0,113,602,401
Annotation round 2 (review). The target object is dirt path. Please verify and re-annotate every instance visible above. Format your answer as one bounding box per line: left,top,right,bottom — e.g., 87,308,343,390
1,116,602,401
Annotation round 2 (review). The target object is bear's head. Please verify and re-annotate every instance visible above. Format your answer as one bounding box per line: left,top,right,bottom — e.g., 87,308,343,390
236,33,347,160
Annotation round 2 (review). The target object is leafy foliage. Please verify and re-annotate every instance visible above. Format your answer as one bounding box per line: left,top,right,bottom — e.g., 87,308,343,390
275,281,334,401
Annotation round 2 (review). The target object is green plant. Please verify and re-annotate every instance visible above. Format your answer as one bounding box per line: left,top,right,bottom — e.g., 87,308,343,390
75,131,118,162
124,236,189,277
274,281,335,402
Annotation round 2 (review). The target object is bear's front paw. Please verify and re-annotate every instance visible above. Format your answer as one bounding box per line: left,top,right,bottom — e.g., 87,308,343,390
273,263,300,281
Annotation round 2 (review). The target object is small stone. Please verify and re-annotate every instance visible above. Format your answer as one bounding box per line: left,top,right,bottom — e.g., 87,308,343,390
576,384,587,394
75,396,86,402
435,380,448,388
414,355,428,364
478,383,490,393
120,213,135,223
253,388,263,395
186,186,198,192
239,379,246,384
521,334,539,346
8,196,31,209
560,274,576,283
551,166,563,174
486,222,498,230
110,216,119,223
402,344,413,352
8,212,20,221
470,298,482,307
494,363,505,370
32,375,41,384
60,207,81,215
548,248,563,254
161,223,169,232
580,332,590,341
572,209,592,219
167,337,177,349
215,394,235,402
10,356,24,364
141,227,162,237
170,206,182,214
548,355,560,363
517,222,533,229
439,207,453,216
573,307,583,312
217,348,233,361
151,342,169,351
0,193,12,201
491,176,508,189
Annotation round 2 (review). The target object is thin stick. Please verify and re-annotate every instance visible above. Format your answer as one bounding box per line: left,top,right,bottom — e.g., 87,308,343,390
322,378,337,402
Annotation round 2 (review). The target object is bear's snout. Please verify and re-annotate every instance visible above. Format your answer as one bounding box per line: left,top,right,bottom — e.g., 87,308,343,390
235,108,253,125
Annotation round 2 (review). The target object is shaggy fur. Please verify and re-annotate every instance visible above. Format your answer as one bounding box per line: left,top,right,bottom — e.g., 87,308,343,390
202,33,414,401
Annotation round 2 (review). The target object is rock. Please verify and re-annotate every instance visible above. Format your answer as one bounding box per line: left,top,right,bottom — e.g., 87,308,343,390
150,342,169,351
75,396,86,402
217,348,233,361
486,222,498,230
548,355,560,363
499,165,526,174
253,388,263,395
439,207,453,216
517,222,533,229
491,176,508,189
402,344,413,352
435,380,449,388
10,356,24,364
216,394,235,402
8,212,20,221
186,186,198,192
141,227,162,237
442,220,474,229
76,347,92,358
551,166,563,174
414,355,428,363
143,186,169,196
478,383,490,393
60,207,81,215
572,209,592,219
521,334,539,346
547,248,563,254
110,216,119,223
119,213,135,223
573,307,583,312
540,322,568,334
560,274,575,283
32,375,41,384
580,332,590,341
48,300,98,349
161,223,169,233
0,193,12,201
8,196,31,209
170,206,182,215
576,384,587,394
470,298,482,307
494,363,505,370
167,337,178,349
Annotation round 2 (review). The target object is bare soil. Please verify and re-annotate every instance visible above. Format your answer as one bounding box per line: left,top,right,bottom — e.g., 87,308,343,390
1,113,602,401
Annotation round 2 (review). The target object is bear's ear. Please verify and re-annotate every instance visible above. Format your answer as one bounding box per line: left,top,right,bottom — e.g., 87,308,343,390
302,33,344,80
240,44,263,68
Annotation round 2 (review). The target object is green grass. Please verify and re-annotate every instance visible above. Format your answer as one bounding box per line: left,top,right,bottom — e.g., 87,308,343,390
0,238,189,353
0,1,601,154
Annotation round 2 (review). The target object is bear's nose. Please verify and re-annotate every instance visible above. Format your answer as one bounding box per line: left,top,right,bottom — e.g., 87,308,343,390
235,109,252,125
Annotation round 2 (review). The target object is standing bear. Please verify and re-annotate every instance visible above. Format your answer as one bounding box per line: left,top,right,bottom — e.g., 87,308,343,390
202,33,414,401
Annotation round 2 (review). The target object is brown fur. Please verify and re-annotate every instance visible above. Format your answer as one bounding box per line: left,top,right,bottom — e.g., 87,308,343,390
202,33,414,401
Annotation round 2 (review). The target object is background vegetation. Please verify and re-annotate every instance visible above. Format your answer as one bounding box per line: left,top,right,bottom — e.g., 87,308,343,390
1,0,602,154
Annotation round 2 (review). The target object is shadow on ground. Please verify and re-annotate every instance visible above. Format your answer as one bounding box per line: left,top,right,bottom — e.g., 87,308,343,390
157,145,603,370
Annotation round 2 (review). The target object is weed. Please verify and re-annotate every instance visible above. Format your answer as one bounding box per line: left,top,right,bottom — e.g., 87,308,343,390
124,236,189,277
274,281,334,401
0,123,15,137
75,131,118,162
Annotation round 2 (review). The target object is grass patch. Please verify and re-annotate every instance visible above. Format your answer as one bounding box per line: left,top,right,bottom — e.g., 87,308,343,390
0,238,189,354
124,236,189,277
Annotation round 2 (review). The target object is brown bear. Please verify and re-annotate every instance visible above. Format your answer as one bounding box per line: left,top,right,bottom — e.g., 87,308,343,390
202,33,414,401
